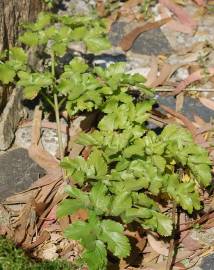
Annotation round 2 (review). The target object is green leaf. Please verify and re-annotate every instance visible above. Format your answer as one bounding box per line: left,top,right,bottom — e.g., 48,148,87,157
123,207,153,222
110,192,132,216
132,193,159,210
33,12,52,31
57,199,86,218
80,240,107,270
61,156,87,184
0,63,16,84
154,212,173,236
9,47,27,63
70,26,87,41
65,220,98,249
84,36,111,53
52,42,67,56
90,183,111,215
68,57,89,74
19,31,39,46
188,163,211,187
160,124,193,145
76,132,101,146
17,71,52,100
87,149,107,178
99,220,131,258
152,155,166,173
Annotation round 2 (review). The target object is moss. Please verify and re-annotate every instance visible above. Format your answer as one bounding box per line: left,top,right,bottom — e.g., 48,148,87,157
0,237,77,270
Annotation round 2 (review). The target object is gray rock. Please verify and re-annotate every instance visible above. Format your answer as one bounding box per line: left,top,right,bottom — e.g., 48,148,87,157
200,254,214,270
0,88,23,150
157,95,214,122
109,21,172,55
0,148,45,201
15,126,68,157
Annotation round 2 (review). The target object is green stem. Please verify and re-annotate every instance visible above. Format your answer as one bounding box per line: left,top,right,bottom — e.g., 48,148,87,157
40,91,55,109
166,201,177,270
51,50,64,161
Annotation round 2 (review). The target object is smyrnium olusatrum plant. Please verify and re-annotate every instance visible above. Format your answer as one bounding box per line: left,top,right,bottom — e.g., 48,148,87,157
0,10,212,270
0,11,111,159
57,62,212,269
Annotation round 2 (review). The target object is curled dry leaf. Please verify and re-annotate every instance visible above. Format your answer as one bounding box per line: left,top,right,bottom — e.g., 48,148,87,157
180,231,202,251
119,17,172,51
199,97,214,111
147,232,169,256
145,56,158,87
172,67,214,96
193,0,206,6
159,0,197,31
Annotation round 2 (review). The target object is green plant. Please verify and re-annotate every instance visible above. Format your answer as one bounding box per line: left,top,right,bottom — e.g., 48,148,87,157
0,11,110,159
57,62,212,269
0,9,212,270
0,236,76,270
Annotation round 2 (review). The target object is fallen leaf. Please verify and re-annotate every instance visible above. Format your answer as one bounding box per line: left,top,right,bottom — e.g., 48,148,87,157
145,56,158,87
193,0,205,6
180,231,202,251
172,67,214,96
147,232,169,256
96,0,106,17
23,230,50,250
151,63,181,88
159,0,197,31
199,97,214,111
119,17,172,51
176,92,184,112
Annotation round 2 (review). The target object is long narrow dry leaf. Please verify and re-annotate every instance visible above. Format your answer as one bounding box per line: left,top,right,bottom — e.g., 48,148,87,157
147,232,169,256
119,17,172,51
23,230,50,250
145,56,158,87
172,67,214,96
159,0,197,30
193,0,205,6
199,97,214,111
151,63,181,88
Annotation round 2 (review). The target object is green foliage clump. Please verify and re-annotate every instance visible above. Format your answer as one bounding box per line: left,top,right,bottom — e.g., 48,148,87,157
57,62,212,269
0,9,212,270
0,237,76,270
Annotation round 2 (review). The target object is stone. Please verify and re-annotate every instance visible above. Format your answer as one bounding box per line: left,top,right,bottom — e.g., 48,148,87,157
0,88,23,150
15,126,68,157
157,95,214,122
0,148,45,201
200,254,214,270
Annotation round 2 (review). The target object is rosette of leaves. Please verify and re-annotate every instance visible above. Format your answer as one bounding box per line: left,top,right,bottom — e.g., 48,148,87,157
58,121,212,269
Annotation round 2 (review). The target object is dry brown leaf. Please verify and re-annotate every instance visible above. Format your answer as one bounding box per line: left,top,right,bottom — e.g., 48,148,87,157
180,232,202,251
96,0,106,17
176,92,184,112
159,0,197,31
23,230,50,250
13,199,36,244
28,106,60,173
199,97,214,111
193,0,205,6
147,232,169,256
143,252,159,267
172,67,214,96
150,63,180,88
145,56,158,87
28,145,60,174
119,17,172,51
70,209,88,223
